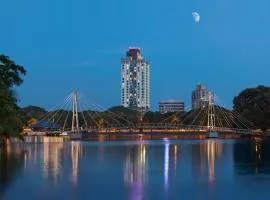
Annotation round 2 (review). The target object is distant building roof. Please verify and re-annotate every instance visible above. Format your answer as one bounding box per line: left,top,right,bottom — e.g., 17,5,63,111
127,47,141,59
159,99,184,103
196,84,207,90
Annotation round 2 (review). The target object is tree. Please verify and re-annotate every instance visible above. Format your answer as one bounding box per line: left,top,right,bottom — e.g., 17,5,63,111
0,84,24,140
143,112,162,123
107,106,138,125
0,54,26,144
19,106,47,123
27,118,38,126
233,86,270,130
0,55,26,87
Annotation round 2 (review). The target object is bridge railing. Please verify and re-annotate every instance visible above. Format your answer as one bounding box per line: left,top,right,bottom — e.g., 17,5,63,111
85,123,254,135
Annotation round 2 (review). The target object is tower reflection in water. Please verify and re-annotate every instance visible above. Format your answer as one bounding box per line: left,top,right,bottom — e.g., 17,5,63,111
192,139,223,184
124,144,148,200
71,141,81,186
207,139,223,183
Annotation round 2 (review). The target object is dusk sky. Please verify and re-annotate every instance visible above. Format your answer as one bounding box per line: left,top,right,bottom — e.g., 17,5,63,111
1,0,270,110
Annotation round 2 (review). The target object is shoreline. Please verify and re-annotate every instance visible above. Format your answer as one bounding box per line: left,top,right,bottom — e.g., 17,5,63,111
6,133,268,144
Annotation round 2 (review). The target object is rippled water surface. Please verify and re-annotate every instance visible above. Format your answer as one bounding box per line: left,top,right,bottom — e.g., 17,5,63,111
1,138,270,200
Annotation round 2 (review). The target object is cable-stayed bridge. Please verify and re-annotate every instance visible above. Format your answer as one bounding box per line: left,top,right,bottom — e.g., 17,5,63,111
29,91,258,136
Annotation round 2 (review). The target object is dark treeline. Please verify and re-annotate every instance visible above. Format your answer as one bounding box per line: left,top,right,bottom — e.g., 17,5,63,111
233,86,270,130
20,85,270,131
0,55,26,144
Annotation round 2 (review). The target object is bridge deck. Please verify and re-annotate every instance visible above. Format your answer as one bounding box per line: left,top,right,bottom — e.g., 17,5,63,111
85,123,255,135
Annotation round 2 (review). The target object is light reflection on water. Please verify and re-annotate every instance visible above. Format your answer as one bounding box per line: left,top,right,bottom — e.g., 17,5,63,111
71,141,81,186
207,139,223,183
1,137,270,199
124,144,147,200
164,141,169,191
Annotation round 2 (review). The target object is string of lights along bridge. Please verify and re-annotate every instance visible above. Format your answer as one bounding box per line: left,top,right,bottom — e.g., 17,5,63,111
30,90,255,139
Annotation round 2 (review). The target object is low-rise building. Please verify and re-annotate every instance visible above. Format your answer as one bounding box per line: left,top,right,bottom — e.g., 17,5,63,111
159,100,185,114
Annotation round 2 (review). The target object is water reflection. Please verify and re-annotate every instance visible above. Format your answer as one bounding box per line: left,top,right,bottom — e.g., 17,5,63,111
233,140,270,176
164,140,169,191
43,139,83,186
43,141,64,184
191,140,223,183
124,144,148,200
0,144,27,199
207,140,223,183
2,138,270,199
71,141,82,186
254,141,262,174
173,144,178,176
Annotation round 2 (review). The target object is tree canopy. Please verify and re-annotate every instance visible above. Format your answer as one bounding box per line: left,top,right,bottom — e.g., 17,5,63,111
0,54,26,142
0,55,26,87
233,85,270,130
19,106,47,124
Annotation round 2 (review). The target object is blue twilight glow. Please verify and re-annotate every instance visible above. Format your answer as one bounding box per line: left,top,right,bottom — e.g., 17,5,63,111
1,0,270,110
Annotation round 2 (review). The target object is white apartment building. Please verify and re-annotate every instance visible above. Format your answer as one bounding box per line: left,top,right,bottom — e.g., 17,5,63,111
121,48,150,111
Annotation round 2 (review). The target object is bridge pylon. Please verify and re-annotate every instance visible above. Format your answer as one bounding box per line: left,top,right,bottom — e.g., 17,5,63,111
71,90,80,132
207,93,215,131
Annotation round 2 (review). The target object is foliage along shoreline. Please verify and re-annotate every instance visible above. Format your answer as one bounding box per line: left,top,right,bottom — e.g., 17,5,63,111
0,54,26,145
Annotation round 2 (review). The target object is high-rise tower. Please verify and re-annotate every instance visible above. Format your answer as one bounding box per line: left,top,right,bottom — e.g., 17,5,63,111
192,84,212,109
121,48,150,111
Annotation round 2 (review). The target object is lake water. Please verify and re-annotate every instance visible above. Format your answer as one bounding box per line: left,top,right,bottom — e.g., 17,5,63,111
1,138,270,200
